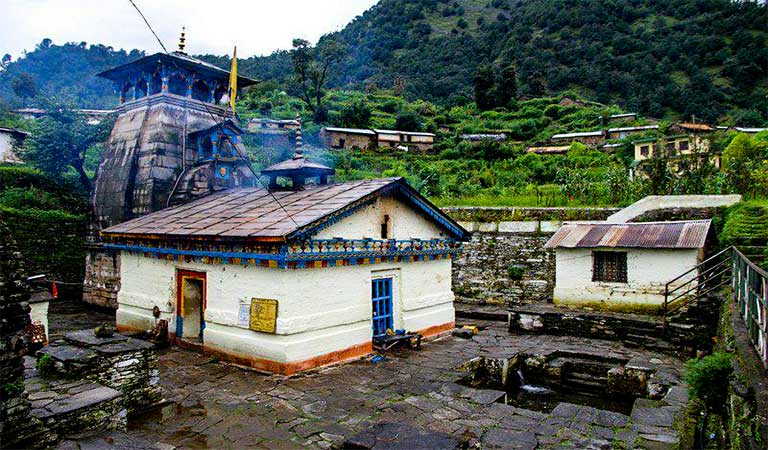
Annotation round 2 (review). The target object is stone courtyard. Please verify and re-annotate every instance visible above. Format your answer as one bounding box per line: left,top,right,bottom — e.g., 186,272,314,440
47,302,689,450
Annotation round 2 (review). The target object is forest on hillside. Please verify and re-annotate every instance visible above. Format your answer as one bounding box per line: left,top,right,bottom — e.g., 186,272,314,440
0,0,766,122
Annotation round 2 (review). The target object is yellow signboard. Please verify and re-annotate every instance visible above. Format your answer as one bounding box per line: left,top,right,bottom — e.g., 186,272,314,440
249,298,278,333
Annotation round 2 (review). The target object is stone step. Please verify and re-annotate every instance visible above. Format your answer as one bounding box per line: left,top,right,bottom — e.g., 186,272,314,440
563,377,607,393
566,371,607,383
455,306,509,322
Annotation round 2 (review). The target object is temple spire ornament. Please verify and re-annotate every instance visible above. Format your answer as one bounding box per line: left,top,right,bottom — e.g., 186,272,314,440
178,27,186,54
294,114,303,158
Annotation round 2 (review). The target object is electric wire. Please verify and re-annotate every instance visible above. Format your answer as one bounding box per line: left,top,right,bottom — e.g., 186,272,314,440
125,0,301,229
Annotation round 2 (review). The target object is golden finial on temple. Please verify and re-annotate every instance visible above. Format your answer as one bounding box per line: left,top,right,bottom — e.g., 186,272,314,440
178,26,186,54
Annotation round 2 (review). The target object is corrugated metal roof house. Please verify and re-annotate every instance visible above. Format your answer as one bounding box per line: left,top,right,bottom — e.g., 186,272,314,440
546,220,715,311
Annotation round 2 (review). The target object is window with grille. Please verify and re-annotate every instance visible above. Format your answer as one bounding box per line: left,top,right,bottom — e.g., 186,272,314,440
640,145,649,156
592,251,627,283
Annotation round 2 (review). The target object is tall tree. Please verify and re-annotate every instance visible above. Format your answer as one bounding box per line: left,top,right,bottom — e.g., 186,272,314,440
496,63,518,107
473,63,496,110
23,101,114,190
290,38,346,123
11,73,37,104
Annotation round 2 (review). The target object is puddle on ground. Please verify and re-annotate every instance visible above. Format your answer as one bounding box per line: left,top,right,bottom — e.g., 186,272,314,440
503,384,635,415
458,352,641,416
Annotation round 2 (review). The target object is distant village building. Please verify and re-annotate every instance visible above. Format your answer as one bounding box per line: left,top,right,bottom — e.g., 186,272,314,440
733,127,767,135
84,38,258,308
631,122,719,169
246,118,301,150
320,127,377,150
0,127,27,164
608,113,638,122
320,128,436,151
550,130,605,146
374,129,436,151
13,108,114,125
247,118,301,132
101,149,469,374
546,220,714,310
459,133,507,142
606,125,658,140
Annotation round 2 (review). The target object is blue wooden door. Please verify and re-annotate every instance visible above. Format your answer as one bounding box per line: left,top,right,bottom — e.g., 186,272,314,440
371,278,393,338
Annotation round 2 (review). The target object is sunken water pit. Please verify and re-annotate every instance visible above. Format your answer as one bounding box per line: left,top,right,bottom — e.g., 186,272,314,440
458,350,668,416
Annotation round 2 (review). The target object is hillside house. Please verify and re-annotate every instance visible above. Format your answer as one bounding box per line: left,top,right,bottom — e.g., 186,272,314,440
247,118,301,132
0,127,28,164
101,150,469,374
546,220,714,310
320,127,377,151
374,129,436,151
606,125,658,140
13,108,114,125
550,130,605,146
733,127,767,135
608,113,638,123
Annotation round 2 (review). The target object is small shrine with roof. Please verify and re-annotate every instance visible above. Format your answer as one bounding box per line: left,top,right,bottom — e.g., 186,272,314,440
101,142,469,374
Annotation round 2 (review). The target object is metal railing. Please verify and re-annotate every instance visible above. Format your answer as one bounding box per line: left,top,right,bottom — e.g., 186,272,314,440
662,245,768,369
732,247,768,369
662,246,734,330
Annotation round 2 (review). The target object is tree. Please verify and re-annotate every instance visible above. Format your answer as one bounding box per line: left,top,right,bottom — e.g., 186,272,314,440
23,100,114,190
338,100,372,129
473,63,496,110
395,110,422,131
11,73,37,104
290,38,346,123
496,63,517,106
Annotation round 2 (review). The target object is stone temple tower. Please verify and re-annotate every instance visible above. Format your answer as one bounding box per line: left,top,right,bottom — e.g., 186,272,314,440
84,38,258,308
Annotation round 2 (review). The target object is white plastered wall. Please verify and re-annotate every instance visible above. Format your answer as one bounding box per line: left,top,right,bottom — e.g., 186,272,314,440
314,196,447,241
117,253,454,364
553,247,700,306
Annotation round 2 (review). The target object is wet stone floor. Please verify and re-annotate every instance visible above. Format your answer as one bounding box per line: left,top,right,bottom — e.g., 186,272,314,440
53,313,689,450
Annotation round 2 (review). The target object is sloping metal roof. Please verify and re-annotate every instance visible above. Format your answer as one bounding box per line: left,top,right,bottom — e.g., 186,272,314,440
322,127,376,135
545,220,711,249
97,52,257,86
551,131,603,139
260,155,334,175
608,125,658,133
102,178,469,242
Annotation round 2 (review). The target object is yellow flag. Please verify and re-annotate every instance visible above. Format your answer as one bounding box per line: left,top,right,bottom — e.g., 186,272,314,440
229,46,237,114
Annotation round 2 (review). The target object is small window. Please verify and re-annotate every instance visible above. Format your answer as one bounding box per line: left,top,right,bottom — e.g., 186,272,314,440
592,251,627,283
679,140,689,151
380,215,390,239
665,141,676,152
640,145,649,156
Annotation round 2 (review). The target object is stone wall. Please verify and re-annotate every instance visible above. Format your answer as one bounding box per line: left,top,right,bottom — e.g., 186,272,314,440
40,330,161,410
0,223,33,447
445,207,619,307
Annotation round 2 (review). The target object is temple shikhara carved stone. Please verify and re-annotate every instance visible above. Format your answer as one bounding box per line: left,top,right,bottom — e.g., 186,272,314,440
84,40,258,308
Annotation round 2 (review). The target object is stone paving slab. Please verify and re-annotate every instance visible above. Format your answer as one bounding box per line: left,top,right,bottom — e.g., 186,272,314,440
43,312,690,450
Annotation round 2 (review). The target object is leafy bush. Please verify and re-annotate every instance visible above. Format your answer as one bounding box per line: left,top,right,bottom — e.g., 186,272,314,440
685,352,733,409
507,266,524,280
36,353,56,378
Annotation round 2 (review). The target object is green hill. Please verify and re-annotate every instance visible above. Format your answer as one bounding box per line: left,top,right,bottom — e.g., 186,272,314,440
0,0,766,122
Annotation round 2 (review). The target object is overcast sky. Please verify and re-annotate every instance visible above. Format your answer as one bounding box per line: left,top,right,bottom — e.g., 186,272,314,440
1,0,378,59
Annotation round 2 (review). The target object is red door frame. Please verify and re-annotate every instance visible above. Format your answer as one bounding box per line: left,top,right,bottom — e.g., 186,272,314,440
175,269,207,340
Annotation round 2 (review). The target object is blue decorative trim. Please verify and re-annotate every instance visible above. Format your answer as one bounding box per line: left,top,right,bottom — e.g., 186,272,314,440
103,238,461,270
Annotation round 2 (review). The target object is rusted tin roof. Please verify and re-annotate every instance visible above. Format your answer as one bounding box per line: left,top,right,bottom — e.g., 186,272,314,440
545,220,711,249
102,178,469,242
